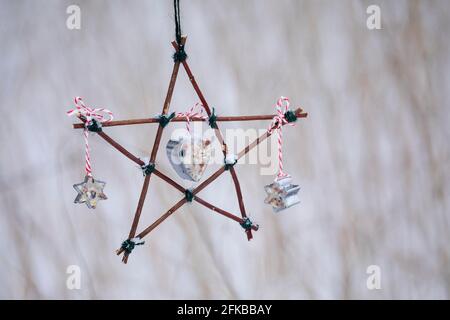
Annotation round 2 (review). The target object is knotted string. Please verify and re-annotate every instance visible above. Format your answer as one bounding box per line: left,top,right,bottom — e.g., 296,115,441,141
158,112,176,128
208,108,218,129
267,97,296,180
174,0,182,45
120,237,145,255
177,103,207,134
67,97,114,177
185,189,194,202
240,217,254,231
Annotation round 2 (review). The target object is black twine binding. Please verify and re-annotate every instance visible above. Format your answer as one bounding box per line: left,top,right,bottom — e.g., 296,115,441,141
141,162,155,176
158,112,176,128
208,108,218,129
185,189,194,202
240,217,254,231
173,47,187,63
121,239,144,255
173,0,187,62
86,118,102,132
284,110,298,123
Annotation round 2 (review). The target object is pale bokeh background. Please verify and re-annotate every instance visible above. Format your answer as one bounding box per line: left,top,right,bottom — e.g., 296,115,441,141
1,0,449,299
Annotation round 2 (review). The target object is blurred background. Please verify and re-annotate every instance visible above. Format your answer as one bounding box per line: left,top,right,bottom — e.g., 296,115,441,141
1,0,449,299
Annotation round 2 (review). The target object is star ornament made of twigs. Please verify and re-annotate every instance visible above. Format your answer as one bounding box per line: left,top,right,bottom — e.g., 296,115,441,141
69,36,308,263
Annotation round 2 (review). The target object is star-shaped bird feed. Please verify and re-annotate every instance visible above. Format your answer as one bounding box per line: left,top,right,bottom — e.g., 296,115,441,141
73,175,107,209
264,176,301,212
71,36,308,263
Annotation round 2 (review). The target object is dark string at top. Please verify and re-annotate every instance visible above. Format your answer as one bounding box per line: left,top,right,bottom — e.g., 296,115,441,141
173,0,187,62
174,0,182,45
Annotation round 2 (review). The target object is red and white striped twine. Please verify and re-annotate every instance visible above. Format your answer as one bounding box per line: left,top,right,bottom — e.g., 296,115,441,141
268,96,296,180
177,102,207,134
67,97,114,176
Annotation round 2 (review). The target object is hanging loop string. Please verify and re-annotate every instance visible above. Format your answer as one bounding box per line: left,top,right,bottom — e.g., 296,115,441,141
177,103,207,134
174,0,182,45
67,97,114,176
173,0,187,62
268,97,296,180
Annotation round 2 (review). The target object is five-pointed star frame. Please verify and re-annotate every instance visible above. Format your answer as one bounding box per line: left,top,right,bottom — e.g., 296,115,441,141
71,36,308,263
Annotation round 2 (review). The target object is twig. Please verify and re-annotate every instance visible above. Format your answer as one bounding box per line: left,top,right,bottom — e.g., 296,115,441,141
150,36,187,163
116,198,187,261
72,111,308,129
75,116,145,166
229,166,252,240
153,169,257,230
194,197,258,231
172,40,228,154
153,169,185,193
122,36,187,263
97,132,145,166
137,198,187,239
